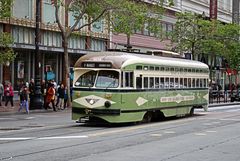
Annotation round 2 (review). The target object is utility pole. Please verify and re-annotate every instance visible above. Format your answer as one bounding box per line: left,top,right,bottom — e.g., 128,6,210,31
30,0,43,109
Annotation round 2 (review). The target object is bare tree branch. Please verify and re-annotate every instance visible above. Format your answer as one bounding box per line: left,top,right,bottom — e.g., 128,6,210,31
73,8,108,31
55,1,65,34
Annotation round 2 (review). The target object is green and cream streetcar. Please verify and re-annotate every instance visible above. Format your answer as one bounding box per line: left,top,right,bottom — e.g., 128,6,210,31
72,51,209,123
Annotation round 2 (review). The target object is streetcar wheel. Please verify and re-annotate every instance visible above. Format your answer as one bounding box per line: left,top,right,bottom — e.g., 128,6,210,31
189,107,194,116
142,112,153,123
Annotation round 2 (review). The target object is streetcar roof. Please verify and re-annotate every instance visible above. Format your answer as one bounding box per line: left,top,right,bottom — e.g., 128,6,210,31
74,51,209,69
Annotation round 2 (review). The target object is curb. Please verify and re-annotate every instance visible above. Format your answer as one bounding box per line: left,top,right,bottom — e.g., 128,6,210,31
208,102,240,107
0,108,71,116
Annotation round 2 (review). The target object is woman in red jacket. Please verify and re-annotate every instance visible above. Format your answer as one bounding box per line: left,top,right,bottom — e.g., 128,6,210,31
4,82,14,107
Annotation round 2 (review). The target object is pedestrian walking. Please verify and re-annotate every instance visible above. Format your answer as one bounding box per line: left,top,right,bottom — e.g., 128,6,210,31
4,82,14,107
55,81,61,107
45,83,56,111
18,85,29,114
41,80,47,108
64,86,68,109
57,83,65,110
0,82,3,106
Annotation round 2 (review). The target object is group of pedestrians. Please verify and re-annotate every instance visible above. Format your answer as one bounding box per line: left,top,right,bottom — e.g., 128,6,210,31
0,79,72,114
42,80,70,112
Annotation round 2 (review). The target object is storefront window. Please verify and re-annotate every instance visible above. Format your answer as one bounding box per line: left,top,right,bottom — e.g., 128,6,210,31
14,52,30,90
45,53,57,82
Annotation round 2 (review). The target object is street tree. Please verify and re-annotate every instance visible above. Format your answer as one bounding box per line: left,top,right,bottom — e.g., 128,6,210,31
52,0,172,104
170,12,204,59
197,19,225,85
0,0,15,65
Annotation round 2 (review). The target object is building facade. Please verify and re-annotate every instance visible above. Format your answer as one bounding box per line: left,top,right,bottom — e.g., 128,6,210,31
0,0,109,91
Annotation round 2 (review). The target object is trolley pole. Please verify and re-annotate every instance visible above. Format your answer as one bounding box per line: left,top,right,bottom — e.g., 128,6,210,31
30,0,43,109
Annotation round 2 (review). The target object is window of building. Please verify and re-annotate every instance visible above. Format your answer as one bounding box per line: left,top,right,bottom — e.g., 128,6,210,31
13,0,33,19
43,1,56,23
155,66,160,71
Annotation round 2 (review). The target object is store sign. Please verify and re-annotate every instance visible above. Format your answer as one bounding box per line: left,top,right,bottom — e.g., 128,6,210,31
210,0,218,19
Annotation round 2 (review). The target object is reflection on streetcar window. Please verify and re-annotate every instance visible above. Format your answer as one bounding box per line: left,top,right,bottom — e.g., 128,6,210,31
96,70,119,88
75,71,97,87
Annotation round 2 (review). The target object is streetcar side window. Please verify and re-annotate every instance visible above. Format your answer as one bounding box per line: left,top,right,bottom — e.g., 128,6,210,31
200,79,203,88
175,78,179,88
165,78,169,88
155,77,160,88
125,72,133,88
180,78,183,88
196,79,200,88
192,78,195,88
144,77,148,88
136,76,142,89
160,77,164,88
136,66,142,70
184,78,187,88
170,78,174,88
203,79,207,87
188,78,191,88
150,77,154,88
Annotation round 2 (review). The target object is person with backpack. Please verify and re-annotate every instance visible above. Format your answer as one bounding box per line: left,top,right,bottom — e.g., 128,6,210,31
18,85,29,114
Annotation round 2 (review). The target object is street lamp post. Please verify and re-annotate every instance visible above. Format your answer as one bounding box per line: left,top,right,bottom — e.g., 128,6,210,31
30,0,43,109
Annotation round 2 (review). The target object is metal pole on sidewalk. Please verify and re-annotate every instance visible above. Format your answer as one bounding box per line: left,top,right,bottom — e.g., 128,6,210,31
30,0,43,109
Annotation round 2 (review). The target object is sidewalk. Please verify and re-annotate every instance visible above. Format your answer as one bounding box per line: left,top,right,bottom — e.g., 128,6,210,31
1,100,240,116
0,100,71,116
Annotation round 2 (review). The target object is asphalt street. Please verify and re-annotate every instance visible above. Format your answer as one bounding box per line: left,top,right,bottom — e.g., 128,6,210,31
0,105,240,161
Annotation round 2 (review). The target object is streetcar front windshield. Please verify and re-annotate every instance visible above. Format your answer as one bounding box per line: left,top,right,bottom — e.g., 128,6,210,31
75,70,97,87
96,70,119,88
75,70,119,88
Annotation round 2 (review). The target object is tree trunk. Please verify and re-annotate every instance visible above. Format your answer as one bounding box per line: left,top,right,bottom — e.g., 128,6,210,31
209,54,214,87
191,42,195,60
62,37,72,108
